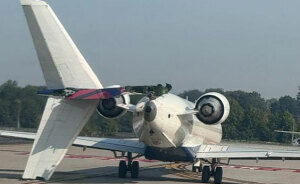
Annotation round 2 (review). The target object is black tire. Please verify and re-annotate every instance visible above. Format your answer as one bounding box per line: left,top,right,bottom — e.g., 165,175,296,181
214,167,223,184
131,161,139,179
119,160,127,178
201,165,211,183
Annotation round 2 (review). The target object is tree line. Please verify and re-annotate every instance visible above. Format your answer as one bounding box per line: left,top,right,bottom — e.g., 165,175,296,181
0,80,299,143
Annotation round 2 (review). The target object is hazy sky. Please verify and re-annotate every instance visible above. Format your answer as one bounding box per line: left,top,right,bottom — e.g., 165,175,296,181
0,0,299,98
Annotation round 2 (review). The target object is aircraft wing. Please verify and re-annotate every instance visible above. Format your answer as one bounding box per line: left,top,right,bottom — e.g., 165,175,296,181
195,144,300,159
74,137,145,154
0,130,145,155
275,130,300,135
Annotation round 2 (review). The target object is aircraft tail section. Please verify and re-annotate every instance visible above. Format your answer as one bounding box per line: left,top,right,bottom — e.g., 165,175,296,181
22,97,98,180
20,0,102,180
21,0,102,89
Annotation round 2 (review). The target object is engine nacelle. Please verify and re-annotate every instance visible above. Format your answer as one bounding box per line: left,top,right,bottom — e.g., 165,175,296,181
195,92,230,125
96,94,130,119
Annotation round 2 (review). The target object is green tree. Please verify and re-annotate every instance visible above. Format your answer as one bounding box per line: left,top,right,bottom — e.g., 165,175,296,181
19,85,47,128
178,89,203,102
0,99,12,126
0,80,21,127
226,91,267,111
222,97,244,139
271,96,298,115
270,111,294,143
240,106,268,141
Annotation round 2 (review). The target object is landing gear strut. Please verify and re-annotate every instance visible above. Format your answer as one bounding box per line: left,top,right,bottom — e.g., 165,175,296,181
201,158,223,184
192,161,203,172
118,152,140,179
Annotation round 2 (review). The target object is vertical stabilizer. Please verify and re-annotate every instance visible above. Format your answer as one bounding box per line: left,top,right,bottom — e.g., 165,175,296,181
22,97,98,180
20,0,102,180
21,0,102,89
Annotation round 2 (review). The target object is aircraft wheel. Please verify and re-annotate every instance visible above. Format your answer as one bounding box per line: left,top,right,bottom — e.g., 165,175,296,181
119,160,127,178
131,161,139,179
201,165,211,183
214,167,223,184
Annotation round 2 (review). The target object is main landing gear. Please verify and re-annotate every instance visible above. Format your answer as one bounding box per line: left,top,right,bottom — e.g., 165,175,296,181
118,152,140,179
192,161,203,172
201,158,223,184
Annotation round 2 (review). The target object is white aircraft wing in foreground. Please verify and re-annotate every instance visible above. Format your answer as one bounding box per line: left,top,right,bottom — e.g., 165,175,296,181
195,144,300,159
2,130,300,161
0,131,145,155
2,130,300,160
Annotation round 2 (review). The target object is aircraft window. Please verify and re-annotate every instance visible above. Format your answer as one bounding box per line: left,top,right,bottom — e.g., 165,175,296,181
168,114,171,118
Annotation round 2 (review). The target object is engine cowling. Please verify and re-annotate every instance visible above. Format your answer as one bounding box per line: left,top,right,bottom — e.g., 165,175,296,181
195,92,230,125
96,94,130,119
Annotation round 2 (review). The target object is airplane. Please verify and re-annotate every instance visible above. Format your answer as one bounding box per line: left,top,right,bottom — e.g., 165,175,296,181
2,0,300,184
275,130,300,146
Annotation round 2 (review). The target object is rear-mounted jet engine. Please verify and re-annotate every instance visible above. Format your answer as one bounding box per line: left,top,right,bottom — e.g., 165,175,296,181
194,92,230,125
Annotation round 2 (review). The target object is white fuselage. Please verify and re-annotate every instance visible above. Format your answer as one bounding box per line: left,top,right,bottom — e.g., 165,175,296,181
132,93,222,148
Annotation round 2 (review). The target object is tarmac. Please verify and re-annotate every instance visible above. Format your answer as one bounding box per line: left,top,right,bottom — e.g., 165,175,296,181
0,142,300,184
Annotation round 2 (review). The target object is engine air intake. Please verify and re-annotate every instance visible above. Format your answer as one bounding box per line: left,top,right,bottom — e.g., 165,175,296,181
97,94,129,119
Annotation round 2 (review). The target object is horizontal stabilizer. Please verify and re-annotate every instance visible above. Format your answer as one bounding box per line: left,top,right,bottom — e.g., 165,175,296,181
38,87,125,100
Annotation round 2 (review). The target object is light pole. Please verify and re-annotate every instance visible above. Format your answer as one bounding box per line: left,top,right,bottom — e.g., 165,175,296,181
14,99,22,129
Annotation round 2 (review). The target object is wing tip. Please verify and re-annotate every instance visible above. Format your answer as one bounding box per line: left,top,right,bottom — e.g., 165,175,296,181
21,0,47,6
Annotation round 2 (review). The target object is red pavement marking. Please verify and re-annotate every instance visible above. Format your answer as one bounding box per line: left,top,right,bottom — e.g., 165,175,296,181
11,150,300,172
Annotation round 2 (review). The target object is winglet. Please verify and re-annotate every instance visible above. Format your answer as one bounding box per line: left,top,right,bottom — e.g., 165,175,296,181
21,0,46,6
